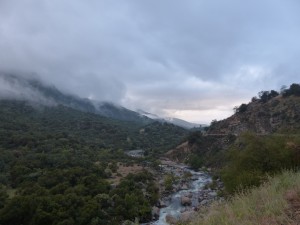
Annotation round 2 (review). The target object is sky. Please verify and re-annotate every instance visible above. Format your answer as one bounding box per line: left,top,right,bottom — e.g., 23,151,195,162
0,0,300,124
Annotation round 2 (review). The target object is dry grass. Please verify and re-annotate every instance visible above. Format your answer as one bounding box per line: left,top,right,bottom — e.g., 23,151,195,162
189,171,300,225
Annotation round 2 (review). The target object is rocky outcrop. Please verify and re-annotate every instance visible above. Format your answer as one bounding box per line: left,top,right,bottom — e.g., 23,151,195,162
208,95,300,135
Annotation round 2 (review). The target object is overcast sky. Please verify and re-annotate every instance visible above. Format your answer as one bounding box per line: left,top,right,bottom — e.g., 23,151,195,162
0,0,299,123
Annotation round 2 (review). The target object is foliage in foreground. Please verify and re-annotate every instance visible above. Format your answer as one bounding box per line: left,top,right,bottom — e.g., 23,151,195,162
189,170,300,225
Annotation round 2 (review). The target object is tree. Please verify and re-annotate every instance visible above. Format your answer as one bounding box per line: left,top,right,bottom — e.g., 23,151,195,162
234,104,248,113
164,173,177,191
210,119,218,126
282,83,300,97
258,90,279,103
289,83,300,96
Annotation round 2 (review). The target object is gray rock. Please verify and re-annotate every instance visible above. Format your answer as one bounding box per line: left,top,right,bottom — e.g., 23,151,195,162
152,206,160,220
181,196,192,206
208,191,217,197
159,200,167,208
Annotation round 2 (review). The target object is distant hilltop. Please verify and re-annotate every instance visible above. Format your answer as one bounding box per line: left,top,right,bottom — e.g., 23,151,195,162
208,83,300,135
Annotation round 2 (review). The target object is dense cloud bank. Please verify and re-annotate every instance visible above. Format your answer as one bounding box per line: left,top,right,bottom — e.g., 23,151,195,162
0,0,299,122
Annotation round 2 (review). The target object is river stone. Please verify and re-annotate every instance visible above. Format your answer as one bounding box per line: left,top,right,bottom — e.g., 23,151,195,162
159,200,167,208
208,191,217,197
181,196,192,206
165,214,178,224
152,206,160,220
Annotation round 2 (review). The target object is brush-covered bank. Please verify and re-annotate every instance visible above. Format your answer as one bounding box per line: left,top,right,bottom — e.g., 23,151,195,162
185,170,300,225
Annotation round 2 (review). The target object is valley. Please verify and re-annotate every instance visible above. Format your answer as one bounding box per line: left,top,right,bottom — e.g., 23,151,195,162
147,160,218,225
1,1,300,224
1,78,300,225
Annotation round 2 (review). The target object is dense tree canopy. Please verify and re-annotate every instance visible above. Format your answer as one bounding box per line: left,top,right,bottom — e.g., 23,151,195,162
0,100,186,224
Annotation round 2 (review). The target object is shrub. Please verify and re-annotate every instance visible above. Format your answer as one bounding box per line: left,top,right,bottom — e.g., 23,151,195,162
221,133,300,193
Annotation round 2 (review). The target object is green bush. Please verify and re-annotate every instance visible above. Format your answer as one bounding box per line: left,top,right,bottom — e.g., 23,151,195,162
221,132,300,193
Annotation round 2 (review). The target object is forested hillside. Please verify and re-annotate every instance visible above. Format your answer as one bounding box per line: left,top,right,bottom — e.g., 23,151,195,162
0,99,188,225
0,100,187,152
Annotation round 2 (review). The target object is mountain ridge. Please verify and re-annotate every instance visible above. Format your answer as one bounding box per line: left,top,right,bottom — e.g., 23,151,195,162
0,73,201,128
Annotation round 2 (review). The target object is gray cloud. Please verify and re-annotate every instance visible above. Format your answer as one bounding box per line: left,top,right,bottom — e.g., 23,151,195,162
0,74,57,105
0,0,299,123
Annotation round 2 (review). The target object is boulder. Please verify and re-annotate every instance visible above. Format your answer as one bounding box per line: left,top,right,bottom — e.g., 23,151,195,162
159,200,167,208
152,206,160,220
208,191,217,197
181,196,192,206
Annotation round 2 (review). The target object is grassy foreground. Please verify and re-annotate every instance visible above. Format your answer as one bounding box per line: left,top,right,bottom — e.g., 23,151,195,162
188,171,300,225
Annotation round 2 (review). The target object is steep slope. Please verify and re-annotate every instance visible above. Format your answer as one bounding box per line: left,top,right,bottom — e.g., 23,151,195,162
208,94,300,135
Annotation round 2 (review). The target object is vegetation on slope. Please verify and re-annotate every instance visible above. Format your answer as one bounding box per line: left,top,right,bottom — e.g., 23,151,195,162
210,83,300,135
221,132,300,194
0,99,187,224
0,100,187,153
188,171,300,225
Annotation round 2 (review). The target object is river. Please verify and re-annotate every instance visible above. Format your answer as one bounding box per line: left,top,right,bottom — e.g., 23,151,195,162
147,162,213,225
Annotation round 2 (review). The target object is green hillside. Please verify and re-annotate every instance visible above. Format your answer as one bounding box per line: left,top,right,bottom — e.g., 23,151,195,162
0,99,188,225
0,100,187,152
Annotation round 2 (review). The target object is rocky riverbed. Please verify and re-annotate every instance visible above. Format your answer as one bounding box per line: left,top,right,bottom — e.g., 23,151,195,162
145,159,224,225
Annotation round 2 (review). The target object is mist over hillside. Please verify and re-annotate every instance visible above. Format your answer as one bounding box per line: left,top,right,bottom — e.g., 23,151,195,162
0,73,204,128
0,73,152,123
